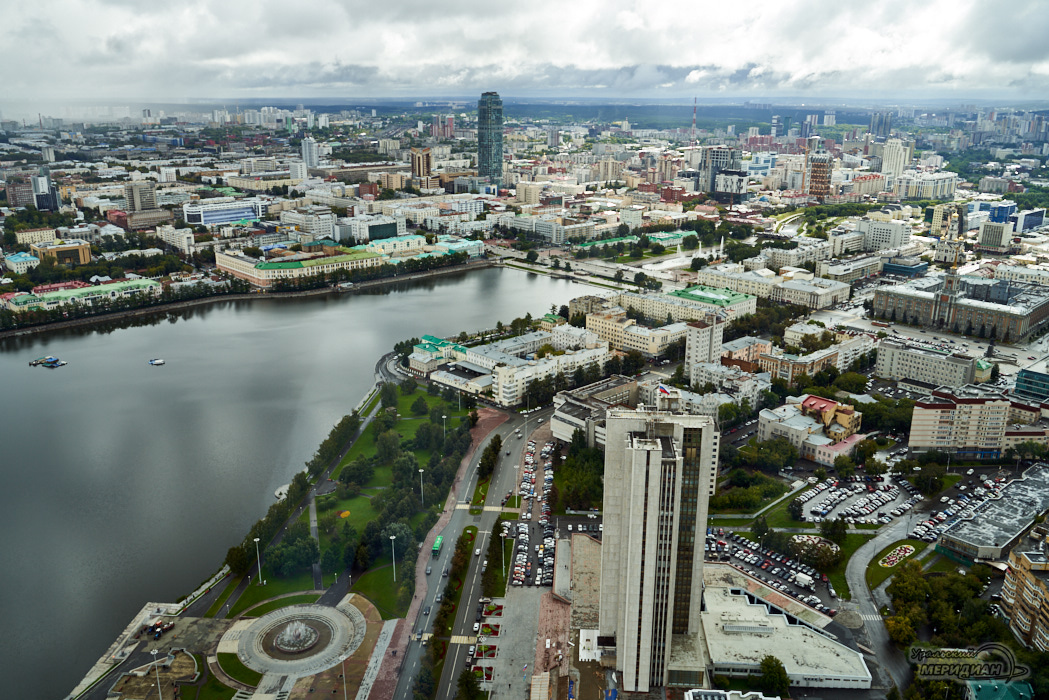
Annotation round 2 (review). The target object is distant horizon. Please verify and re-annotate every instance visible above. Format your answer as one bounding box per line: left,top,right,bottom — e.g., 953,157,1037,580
4,95,1049,125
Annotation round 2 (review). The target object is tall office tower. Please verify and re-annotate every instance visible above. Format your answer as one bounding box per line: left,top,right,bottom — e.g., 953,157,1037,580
124,181,158,212
806,151,833,201
410,147,433,178
477,92,504,188
301,135,320,168
870,111,893,139
31,169,60,211
881,138,907,178
698,145,742,192
770,114,781,138
599,391,718,692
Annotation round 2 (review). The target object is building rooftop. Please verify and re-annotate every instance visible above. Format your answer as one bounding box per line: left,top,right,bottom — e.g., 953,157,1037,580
701,585,870,683
942,463,1049,554
255,248,381,269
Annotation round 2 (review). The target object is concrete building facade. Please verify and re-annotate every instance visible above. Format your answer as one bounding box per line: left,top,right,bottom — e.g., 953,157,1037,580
599,394,718,691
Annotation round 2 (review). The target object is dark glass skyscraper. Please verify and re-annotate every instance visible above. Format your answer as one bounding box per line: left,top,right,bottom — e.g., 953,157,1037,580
477,91,503,188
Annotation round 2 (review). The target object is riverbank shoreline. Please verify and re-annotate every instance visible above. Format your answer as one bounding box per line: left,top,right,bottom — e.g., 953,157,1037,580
0,258,497,341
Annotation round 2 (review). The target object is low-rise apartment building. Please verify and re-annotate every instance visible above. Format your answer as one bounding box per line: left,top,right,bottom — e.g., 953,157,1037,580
585,308,688,357
14,227,57,246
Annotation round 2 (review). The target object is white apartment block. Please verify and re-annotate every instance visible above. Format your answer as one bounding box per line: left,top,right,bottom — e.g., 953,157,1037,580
492,344,612,407
599,394,718,692
910,385,1012,457
855,218,911,251
280,207,336,240
684,319,726,375
874,339,976,386
815,256,882,284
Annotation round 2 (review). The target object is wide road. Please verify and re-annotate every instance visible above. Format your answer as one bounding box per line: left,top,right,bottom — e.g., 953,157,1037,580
843,510,923,691
392,406,554,699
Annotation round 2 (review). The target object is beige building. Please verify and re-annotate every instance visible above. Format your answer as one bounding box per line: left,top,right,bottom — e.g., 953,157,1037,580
770,277,850,309
14,227,57,246
215,248,384,288
30,238,91,265
1002,548,1049,651
910,385,1019,458
720,336,771,364
586,309,689,358
599,393,718,692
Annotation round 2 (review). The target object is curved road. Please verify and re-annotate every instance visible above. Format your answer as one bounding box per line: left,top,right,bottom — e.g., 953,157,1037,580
843,510,924,691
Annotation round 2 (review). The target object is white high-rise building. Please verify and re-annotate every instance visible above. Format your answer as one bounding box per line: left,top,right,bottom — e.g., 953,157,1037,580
301,136,320,168
599,392,718,692
290,161,308,180
881,138,907,178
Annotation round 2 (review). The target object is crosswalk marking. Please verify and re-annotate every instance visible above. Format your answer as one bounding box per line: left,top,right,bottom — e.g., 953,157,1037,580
450,635,477,644
861,613,883,621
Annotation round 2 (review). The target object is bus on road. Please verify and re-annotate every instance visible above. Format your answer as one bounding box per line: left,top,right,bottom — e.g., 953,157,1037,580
432,535,443,556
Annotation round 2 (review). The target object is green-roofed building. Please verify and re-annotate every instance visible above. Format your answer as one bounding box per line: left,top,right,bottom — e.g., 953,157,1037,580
4,279,162,313
215,246,384,287
409,334,469,374
965,680,1033,700
667,285,758,313
576,235,638,249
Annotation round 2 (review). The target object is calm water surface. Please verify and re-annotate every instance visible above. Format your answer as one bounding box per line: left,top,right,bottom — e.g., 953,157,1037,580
0,268,596,697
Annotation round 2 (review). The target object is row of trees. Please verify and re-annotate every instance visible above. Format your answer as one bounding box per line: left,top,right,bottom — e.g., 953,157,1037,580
724,299,809,343
0,277,254,331
709,469,788,512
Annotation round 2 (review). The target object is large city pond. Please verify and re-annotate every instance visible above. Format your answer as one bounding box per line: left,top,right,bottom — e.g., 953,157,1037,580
0,267,597,698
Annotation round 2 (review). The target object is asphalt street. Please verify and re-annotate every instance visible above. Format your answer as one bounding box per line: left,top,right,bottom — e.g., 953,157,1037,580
391,406,555,700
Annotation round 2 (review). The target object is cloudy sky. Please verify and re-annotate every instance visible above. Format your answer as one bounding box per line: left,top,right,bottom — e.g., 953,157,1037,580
4,0,1049,106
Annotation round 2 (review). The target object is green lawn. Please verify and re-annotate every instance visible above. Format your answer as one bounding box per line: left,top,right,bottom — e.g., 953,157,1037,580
229,568,316,616
183,656,235,700
489,537,514,598
352,564,407,620
242,593,321,617
362,390,381,417
760,488,817,530
866,540,929,590
217,652,262,687
216,654,262,688
826,533,875,601
925,555,960,574
204,574,242,618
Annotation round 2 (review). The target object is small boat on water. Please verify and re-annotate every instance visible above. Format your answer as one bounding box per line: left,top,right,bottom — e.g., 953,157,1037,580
148,358,165,366
30,356,67,368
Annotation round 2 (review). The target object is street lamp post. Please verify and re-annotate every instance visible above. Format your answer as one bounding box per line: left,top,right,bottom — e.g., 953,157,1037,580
390,535,397,583
151,649,163,700
442,414,447,440
419,469,425,506
253,537,262,585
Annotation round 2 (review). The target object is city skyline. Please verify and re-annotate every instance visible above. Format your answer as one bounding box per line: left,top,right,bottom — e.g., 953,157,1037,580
4,0,1049,106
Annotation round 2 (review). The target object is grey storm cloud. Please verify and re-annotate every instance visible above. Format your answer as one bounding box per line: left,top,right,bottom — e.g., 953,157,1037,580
2,0,1049,102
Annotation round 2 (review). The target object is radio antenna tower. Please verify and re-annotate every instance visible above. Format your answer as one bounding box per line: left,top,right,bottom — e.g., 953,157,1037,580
690,97,697,148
